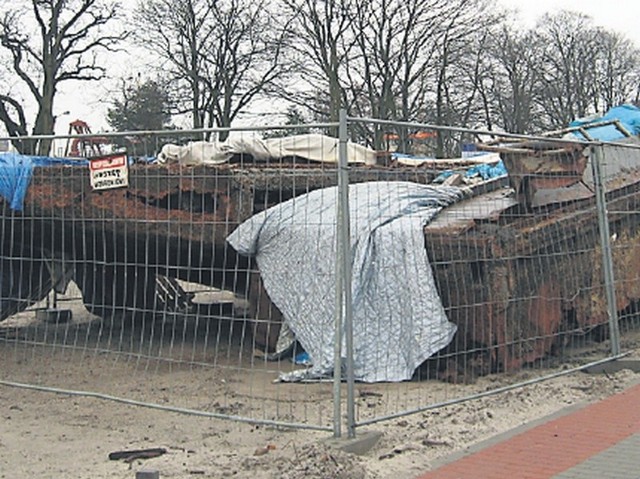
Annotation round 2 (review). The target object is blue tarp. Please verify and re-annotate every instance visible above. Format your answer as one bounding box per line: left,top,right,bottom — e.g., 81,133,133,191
465,160,507,180
433,159,507,183
570,104,640,141
0,152,87,211
0,152,34,211
31,156,88,167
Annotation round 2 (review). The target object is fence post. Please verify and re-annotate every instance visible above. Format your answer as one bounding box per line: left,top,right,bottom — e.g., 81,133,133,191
333,110,347,438
590,144,621,356
338,109,356,439
333,109,355,438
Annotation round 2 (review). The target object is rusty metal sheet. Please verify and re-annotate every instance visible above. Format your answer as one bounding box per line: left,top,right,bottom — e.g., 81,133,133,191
479,136,640,210
426,187,518,235
528,181,594,208
498,144,587,208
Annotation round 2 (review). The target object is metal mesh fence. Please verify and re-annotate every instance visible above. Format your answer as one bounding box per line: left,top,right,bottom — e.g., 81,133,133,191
0,115,638,437
343,117,638,430
0,125,357,432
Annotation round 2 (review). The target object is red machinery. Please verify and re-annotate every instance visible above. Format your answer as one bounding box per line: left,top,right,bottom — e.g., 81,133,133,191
65,120,110,157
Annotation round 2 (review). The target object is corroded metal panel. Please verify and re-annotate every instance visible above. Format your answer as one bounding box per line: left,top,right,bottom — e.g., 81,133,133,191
4,147,640,380
425,182,640,376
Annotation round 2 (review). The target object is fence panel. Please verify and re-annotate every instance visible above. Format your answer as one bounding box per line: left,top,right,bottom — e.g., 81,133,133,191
593,140,640,346
343,118,637,430
0,125,364,432
1,118,638,437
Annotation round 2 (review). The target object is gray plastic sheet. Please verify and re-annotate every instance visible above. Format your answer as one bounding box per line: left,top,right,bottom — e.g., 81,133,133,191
227,181,463,382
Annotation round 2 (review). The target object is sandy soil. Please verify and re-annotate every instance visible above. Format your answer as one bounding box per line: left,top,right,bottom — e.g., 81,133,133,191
1,291,639,479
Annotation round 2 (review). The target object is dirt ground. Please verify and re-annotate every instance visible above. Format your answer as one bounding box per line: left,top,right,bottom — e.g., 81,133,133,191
1,290,639,479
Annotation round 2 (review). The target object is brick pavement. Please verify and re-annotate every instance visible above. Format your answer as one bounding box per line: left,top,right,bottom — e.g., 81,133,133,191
416,383,640,479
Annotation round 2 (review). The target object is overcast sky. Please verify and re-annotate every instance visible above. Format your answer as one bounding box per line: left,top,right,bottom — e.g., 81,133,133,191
497,0,640,45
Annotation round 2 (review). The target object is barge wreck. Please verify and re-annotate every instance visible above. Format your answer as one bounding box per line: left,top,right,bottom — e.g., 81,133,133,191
1,126,639,379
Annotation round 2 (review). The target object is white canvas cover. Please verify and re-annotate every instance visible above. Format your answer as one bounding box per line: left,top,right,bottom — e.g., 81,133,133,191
158,133,377,166
227,181,463,383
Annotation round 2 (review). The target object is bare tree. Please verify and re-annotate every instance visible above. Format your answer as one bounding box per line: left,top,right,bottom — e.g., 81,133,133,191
481,26,544,133
407,0,500,156
280,0,500,152
135,0,288,141
532,11,603,129
278,0,356,131
347,0,450,149
134,0,212,131
593,31,640,112
514,10,640,131
0,0,126,154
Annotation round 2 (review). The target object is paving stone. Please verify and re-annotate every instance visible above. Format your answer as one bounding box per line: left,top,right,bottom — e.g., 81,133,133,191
417,383,640,479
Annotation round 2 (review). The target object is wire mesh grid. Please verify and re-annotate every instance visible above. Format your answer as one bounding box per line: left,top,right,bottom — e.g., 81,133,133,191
0,119,639,434
343,118,640,429
0,126,362,431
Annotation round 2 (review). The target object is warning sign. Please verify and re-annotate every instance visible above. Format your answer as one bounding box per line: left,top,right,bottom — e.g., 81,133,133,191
89,153,129,190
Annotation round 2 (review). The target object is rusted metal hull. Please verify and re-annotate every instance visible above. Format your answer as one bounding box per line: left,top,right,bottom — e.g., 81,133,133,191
0,161,437,320
424,166,640,375
2,147,640,378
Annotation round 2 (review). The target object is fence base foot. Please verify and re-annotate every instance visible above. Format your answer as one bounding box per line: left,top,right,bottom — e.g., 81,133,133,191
135,470,160,479
585,359,640,374
323,430,382,455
